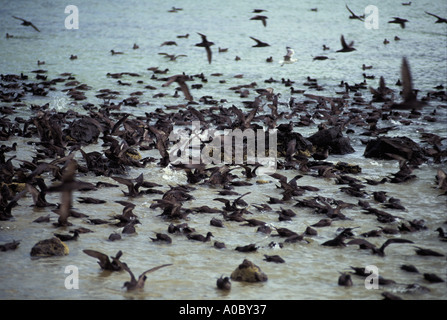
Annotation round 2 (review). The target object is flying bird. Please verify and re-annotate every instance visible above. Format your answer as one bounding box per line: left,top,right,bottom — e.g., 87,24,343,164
249,36,270,47
345,4,364,21
12,16,40,32
158,53,187,61
388,17,408,28
425,11,447,23
336,35,356,52
250,15,268,27
195,33,214,64
162,74,193,101
280,47,297,66
391,57,427,110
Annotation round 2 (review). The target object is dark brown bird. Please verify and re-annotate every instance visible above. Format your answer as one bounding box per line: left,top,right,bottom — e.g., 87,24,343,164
195,33,214,64
391,57,426,110
336,35,356,52
338,272,353,286
54,230,79,241
423,273,444,283
83,249,125,271
414,246,444,257
162,74,193,101
12,16,40,32
347,238,414,256
119,262,172,291
150,233,172,244
187,232,214,242
0,240,20,251
249,36,270,47
250,15,268,27
263,254,285,263
216,276,231,290
345,4,364,21
425,11,447,23
388,17,408,28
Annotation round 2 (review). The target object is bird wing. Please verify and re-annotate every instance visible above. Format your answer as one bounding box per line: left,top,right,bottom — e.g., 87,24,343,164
340,35,349,49
380,238,414,252
137,264,173,287
250,36,262,44
345,5,362,20
347,238,376,249
30,22,40,32
83,249,111,269
178,79,193,101
12,16,26,22
111,176,134,189
205,46,212,64
425,11,441,19
400,57,416,102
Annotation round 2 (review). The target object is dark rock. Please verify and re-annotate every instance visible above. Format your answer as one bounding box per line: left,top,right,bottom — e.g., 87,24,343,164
307,126,355,155
30,237,69,257
363,136,426,165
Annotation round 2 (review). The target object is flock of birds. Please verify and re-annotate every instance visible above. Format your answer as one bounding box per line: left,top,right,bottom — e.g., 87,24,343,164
1,3,447,299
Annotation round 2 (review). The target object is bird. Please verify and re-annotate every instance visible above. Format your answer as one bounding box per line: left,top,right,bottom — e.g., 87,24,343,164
160,41,177,46
119,262,172,291
347,238,414,256
47,159,94,227
279,47,297,66
158,53,187,61
54,230,80,241
162,74,193,101
249,36,270,47
337,35,356,52
425,12,447,23
110,50,124,55
263,254,285,263
391,57,426,110
150,233,172,244
388,17,408,28
12,16,40,32
216,276,231,290
250,15,268,27
195,33,214,64
338,272,353,286
345,4,364,21
187,232,214,242
414,246,444,257
83,249,125,271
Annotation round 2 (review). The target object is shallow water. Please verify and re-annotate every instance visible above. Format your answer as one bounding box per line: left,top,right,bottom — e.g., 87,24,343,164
0,0,446,300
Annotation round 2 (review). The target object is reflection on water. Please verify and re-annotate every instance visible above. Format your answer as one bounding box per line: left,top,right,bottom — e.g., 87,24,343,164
0,0,446,300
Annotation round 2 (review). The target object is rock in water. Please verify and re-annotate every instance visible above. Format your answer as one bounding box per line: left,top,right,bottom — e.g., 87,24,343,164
363,136,426,165
230,259,268,282
307,126,355,155
30,237,69,257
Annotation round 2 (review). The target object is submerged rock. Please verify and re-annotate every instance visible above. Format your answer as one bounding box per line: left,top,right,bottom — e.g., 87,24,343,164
230,259,268,282
30,237,69,257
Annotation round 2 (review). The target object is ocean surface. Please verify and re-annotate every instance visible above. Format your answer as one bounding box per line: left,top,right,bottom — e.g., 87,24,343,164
0,0,446,300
